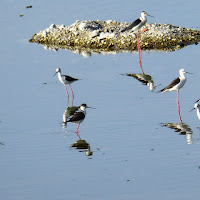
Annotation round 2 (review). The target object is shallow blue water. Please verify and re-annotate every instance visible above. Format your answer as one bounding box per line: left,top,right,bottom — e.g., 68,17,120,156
1,0,200,199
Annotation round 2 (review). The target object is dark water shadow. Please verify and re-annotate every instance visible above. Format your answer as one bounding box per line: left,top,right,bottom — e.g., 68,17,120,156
0,142,4,146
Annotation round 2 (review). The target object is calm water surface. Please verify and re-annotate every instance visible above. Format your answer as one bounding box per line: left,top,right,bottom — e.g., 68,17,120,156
1,0,200,199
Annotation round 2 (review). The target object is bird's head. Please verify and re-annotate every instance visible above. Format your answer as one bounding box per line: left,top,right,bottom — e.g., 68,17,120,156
80,103,95,111
179,69,192,76
141,11,153,18
190,102,200,112
53,68,61,77
195,99,200,103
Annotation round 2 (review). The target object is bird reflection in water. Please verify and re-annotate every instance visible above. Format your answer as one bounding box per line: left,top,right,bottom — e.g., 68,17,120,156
63,106,79,126
71,140,93,156
161,122,193,144
124,73,155,91
63,105,81,139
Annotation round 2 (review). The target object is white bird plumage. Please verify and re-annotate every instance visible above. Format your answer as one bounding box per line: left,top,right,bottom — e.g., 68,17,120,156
159,69,191,93
121,11,152,33
53,68,79,104
159,69,192,124
191,100,200,120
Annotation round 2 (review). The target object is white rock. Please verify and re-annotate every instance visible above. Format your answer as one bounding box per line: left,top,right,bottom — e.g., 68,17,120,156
81,51,91,58
98,32,115,39
45,28,50,33
78,22,87,31
106,20,112,24
59,24,65,29
42,30,47,37
49,24,56,29
90,30,99,38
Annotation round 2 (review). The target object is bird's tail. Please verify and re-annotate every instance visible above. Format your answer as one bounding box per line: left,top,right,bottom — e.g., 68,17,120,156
156,88,165,93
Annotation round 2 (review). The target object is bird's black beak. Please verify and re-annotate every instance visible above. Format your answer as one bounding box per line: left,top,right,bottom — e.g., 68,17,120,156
190,108,195,112
195,99,200,103
87,106,96,109
147,13,154,17
53,72,58,77
186,71,193,74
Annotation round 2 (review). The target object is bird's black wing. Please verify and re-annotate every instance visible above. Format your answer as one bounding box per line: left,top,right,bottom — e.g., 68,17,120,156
121,18,141,32
160,77,180,92
65,75,79,82
67,112,85,122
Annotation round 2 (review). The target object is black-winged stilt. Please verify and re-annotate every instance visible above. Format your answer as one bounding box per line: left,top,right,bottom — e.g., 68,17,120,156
190,99,200,120
66,104,94,139
121,11,153,73
159,69,192,123
53,68,79,106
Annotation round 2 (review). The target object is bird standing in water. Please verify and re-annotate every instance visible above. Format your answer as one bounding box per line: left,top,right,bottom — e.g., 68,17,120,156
67,104,93,139
190,99,200,120
121,11,153,73
54,68,79,106
159,69,192,123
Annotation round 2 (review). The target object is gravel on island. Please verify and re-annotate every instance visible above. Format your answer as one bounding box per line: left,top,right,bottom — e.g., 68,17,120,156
29,20,200,56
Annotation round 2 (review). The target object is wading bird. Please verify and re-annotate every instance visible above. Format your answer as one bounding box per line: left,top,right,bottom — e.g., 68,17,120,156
67,104,94,139
190,99,200,120
159,69,192,123
121,11,153,72
54,68,79,106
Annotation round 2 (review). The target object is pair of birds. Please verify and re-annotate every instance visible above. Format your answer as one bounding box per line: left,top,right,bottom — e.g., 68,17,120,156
54,68,92,134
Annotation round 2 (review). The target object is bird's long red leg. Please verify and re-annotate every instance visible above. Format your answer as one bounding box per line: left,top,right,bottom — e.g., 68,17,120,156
76,124,81,140
65,85,69,107
137,31,144,74
69,84,74,106
177,90,182,124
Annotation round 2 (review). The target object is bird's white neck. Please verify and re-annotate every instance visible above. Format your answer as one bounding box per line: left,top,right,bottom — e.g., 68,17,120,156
179,72,186,80
140,13,147,22
80,106,86,112
57,71,62,79
81,109,86,116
